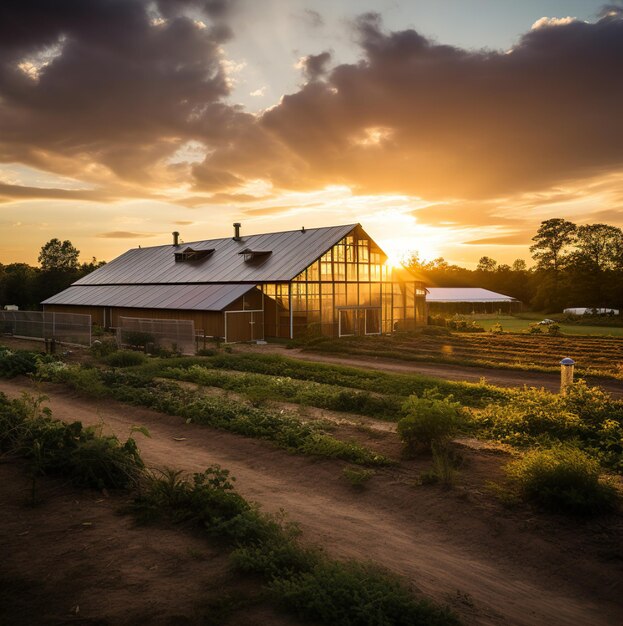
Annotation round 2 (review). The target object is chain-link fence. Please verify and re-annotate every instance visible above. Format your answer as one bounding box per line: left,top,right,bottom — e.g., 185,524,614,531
0,310,92,346
116,316,196,355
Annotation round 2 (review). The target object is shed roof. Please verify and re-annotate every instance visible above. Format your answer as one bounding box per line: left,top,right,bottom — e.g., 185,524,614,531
42,283,254,311
426,288,517,303
74,224,357,286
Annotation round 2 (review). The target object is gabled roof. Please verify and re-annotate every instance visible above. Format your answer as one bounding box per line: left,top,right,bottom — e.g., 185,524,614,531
73,224,357,286
426,287,517,302
42,283,255,311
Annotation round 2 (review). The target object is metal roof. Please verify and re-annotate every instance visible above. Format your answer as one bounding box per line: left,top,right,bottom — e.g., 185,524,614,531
74,224,357,286
42,283,255,311
426,288,517,303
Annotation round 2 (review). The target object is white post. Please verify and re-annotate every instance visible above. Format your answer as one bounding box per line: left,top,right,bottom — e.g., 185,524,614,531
560,357,575,394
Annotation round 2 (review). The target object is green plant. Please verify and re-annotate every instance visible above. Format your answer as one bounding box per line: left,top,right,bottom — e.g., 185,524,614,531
419,443,461,488
0,346,51,378
490,323,503,334
122,331,155,350
504,445,618,515
89,338,118,357
342,466,375,490
103,350,147,367
397,390,463,454
547,323,561,336
270,560,459,626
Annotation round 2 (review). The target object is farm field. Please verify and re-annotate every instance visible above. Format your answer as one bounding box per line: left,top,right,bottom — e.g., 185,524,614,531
1,340,623,625
1,373,622,626
472,315,623,336
303,329,623,379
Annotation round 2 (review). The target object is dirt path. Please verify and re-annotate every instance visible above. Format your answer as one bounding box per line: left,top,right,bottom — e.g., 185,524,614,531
238,344,623,397
2,378,621,626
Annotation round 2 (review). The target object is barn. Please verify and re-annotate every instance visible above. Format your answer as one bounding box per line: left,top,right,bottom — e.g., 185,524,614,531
426,287,522,314
43,223,427,342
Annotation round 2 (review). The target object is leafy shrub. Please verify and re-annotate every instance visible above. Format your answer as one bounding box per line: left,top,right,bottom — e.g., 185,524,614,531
0,346,50,378
397,391,463,453
342,466,375,490
270,560,459,626
122,331,154,349
489,323,503,334
90,339,118,357
547,323,561,336
504,446,618,515
473,382,623,471
528,324,542,334
103,350,147,367
0,392,144,489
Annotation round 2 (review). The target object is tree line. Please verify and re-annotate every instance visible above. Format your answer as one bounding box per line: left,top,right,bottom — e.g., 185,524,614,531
1,220,622,313
0,239,105,309
407,219,623,313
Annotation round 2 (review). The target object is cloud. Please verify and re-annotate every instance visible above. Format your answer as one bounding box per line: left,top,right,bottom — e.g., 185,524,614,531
197,11,623,200
0,3,622,213
97,231,159,238
463,233,533,246
0,0,233,187
296,51,332,81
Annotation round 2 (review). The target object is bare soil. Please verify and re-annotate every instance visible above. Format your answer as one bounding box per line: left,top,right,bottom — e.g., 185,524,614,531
0,463,296,626
1,378,622,626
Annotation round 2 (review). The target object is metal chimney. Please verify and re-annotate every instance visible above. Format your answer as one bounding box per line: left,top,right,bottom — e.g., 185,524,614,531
172,231,180,246
233,222,241,241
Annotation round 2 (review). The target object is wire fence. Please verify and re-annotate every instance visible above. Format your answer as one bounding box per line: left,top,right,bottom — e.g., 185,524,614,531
0,310,92,346
116,316,196,355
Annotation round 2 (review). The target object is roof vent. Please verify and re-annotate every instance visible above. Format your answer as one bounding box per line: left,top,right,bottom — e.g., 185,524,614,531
301,226,306,233
233,222,241,241
238,248,272,262
174,247,215,262
172,231,180,246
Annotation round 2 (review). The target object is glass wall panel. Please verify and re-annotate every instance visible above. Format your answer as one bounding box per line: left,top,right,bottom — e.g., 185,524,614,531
358,283,370,306
347,283,358,305
347,263,358,281
334,283,346,307
307,261,319,281
365,309,381,334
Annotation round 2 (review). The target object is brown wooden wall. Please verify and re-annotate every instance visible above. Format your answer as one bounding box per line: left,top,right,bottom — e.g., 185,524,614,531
44,304,225,337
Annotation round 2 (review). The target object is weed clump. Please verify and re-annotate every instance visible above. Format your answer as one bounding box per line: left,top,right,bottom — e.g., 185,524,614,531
270,560,459,626
397,390,463,454
103,350,147,367
504,445,618,515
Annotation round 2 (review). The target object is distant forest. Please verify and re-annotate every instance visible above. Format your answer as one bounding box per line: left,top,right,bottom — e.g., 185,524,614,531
1,219,622,314
405,218,623,313
0,239,105,310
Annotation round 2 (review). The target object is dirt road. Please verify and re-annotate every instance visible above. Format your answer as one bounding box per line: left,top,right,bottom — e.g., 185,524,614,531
2,378,621,626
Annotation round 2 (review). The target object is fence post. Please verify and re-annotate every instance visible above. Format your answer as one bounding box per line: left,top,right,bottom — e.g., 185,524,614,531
560,357,575,394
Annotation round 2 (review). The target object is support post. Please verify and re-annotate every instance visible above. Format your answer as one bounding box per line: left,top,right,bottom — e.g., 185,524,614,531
560,357,575,394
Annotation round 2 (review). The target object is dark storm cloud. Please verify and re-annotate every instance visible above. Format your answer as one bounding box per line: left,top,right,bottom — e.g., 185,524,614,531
0,0,234,184
198,10,623,199
299,51,332,82
1,4,622,205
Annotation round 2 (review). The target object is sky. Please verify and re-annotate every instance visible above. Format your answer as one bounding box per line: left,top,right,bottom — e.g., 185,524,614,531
0,0,622,268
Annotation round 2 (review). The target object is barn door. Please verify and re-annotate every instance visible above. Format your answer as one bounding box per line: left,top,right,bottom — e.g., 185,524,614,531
224,310,264,343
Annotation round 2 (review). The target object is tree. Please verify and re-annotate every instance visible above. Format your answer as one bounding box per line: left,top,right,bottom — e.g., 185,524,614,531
530,219,576,273
511,259,527,272
38,239,80,271
476,256,497,272
530,219,577,311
